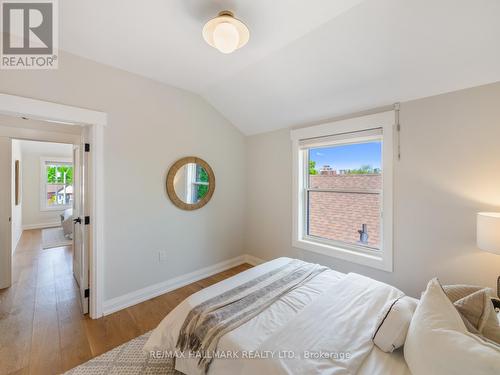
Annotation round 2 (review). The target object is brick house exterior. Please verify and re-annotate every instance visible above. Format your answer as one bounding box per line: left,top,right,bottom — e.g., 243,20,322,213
308,174,381,248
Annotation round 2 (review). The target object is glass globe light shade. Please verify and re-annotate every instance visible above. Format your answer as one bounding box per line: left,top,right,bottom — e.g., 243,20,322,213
213,22,239,54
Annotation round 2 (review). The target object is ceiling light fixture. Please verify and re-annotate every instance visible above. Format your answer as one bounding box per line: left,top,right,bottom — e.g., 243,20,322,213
203,11,249,54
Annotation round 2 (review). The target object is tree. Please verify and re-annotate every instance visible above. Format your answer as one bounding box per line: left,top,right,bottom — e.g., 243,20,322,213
46,165,73,184
348,165,374,174
309,160,318,175
196,166,209,200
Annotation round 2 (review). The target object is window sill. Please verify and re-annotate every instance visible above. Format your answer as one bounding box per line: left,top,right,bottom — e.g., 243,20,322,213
293,238,393,272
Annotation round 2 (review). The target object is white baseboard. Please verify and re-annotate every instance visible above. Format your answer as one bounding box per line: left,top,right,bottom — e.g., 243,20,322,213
244,254,265,266
103,254,258,316
23,222,61,230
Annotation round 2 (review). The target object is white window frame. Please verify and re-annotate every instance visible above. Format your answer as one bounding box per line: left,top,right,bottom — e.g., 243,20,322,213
185,163,196,204
40,156,73,211
291,111,394,272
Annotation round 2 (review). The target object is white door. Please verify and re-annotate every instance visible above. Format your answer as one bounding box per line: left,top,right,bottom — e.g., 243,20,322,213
0,137,12,289
72,131,89,314
72,144,82,294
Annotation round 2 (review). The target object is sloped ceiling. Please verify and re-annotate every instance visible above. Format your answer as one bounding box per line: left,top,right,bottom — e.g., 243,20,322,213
61,0,500,135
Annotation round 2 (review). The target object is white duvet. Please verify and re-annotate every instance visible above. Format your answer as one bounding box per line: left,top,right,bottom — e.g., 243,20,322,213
144,258,412,375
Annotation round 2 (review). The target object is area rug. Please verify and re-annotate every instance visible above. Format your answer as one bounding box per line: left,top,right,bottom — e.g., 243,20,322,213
41,227,72,249
64,331,181,374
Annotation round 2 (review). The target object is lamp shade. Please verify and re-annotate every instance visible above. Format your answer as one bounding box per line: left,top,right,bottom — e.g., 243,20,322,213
203,11,249,54
477,212,500,255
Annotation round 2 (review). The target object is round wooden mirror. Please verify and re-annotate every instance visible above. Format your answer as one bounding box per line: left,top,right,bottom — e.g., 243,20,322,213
166,157,215,210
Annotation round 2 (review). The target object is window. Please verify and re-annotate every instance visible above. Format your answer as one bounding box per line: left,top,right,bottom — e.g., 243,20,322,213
40,158,73,210
184,163,209,204
291,111,394,271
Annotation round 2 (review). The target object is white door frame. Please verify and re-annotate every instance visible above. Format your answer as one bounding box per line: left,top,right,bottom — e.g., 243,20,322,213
0,93,107,319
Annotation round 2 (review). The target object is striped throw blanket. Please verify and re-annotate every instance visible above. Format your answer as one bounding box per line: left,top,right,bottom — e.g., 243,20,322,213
176,259,327,372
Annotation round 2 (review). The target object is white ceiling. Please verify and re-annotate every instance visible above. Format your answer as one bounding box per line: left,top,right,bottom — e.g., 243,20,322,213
19,139,73,156
61,0,500,135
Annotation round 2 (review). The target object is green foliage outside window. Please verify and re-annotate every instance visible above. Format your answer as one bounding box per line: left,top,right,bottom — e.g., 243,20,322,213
46,165,73,184
46,164,74,207
309,160,318,175
308,161,380,175
196,167,209,200
347,165,380,174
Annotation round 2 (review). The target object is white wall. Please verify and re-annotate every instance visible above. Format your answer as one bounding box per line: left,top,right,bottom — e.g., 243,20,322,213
2,50,498,307
20,140,73,229
245,82,500,297
0,51,246,301
11,140,22,252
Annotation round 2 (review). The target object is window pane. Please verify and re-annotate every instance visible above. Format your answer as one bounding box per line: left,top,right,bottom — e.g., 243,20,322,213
46,184,73,207
46,164,73,184
45,162,73,208
310,173,382,190
308,141,382,186
196,165,209,200
308,191,381,249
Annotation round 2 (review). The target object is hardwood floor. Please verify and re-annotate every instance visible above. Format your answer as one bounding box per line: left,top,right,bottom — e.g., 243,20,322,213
0,229,252,375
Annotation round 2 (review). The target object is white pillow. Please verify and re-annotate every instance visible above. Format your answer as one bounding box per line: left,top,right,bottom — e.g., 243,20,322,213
404,278,500,375
373,296,417,352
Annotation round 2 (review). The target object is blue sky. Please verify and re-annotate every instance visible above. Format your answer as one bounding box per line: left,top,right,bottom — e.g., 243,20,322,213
309,142,382,171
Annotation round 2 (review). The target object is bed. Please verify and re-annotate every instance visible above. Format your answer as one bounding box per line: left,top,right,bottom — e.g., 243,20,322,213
144,257,414,374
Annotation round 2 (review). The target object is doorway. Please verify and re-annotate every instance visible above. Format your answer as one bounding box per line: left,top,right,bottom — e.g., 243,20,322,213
0,93,105,318
2,134,90,314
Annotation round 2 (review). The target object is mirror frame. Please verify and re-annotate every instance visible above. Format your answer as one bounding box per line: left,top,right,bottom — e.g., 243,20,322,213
166,156,216,210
